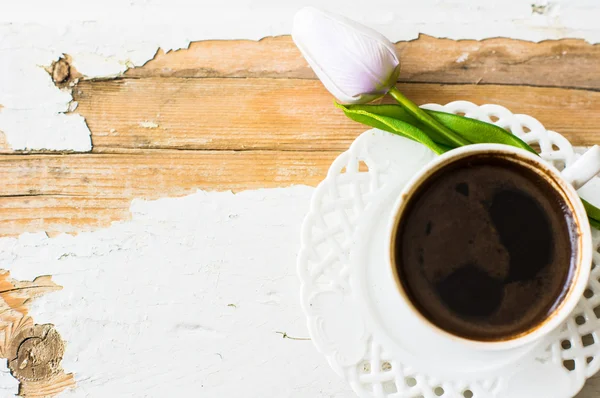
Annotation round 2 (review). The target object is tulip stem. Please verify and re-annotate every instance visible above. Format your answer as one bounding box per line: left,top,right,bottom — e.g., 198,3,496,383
388,87,470,148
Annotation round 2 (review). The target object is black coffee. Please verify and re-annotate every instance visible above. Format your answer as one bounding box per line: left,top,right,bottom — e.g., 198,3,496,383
394,155,578,341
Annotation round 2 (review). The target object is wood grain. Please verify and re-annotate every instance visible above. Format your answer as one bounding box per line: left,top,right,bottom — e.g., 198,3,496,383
0,196,131,236
0,151,335,235
0,35,597,238
0,272,74,397
17,373,76,398
127,35,600,90
74,79,600,152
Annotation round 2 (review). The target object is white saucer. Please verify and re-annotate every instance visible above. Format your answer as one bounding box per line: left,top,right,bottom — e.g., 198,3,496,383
298,101,600,398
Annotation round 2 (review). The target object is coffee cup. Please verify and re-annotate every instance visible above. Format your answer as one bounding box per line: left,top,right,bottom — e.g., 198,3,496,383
389,143,600,350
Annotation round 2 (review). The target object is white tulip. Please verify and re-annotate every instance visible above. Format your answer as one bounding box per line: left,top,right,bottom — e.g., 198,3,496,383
292,7,401,104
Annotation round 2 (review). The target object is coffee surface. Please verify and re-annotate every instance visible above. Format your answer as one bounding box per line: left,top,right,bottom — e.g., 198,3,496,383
395,156,577,341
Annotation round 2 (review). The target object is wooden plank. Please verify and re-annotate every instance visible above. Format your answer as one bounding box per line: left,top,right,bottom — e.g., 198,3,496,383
125,36,312,79
126,35,600,90
0,151,334,197
0,196,130,236
74,77,357,152
73,78,600,152
0,151,335,235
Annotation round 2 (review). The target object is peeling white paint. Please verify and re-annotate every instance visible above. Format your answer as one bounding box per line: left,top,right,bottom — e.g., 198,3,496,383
2,0,600,151
456,52,470,63
139,121,159,129
0,60,91,152
1,186,595,398
2,185,600,396
0,187,353,397
0,359,18,397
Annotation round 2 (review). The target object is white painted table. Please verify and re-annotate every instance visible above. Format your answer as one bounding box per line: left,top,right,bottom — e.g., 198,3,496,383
1,1,600,396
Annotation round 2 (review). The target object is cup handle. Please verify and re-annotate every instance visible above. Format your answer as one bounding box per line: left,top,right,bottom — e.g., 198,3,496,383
561,145,600,190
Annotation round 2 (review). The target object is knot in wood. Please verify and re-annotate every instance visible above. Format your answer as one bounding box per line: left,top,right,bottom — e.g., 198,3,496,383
8,324,65,382
52,58,71,84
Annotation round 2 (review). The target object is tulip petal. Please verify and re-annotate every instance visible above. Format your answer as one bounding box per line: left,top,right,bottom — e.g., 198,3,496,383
292,7,400,104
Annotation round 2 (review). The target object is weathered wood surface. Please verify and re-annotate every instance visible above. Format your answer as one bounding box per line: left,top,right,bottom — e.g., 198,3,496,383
0,271,74,396
0,151,334,235
126,35,600,90
1,36,599,237
1,35,600,397
75,79,600,152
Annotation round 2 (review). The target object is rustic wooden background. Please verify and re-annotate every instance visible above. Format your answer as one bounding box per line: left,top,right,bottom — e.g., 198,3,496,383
1,35,600,396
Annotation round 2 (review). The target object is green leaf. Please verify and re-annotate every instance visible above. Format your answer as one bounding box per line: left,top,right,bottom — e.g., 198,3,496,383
582,199,600,230
336,103,446,154
389,87,471,147
336,103,454,147
340,103,536,154
589,217,600,230
428,110,537,155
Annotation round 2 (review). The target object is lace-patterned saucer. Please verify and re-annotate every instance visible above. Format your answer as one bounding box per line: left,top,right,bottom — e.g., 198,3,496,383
298,101,600,398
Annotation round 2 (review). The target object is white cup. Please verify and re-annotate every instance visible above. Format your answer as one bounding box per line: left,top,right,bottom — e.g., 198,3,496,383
388,143,600,350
